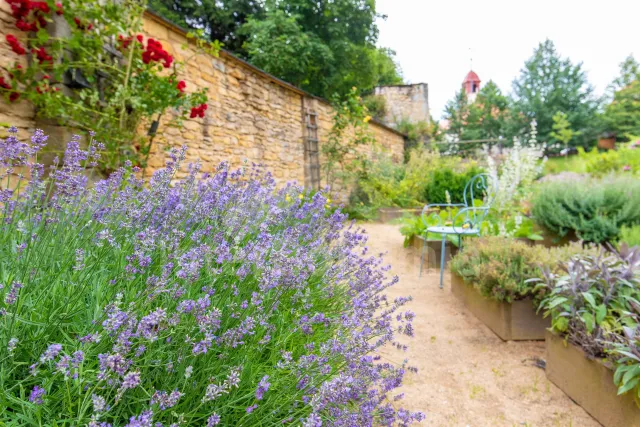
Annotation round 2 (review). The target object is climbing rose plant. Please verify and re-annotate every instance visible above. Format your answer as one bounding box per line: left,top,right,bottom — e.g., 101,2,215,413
0,128,424,426
1,0,217,172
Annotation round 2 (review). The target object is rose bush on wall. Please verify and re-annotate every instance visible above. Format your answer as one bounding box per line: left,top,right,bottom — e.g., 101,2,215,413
1,0,218,173
0,128,424,426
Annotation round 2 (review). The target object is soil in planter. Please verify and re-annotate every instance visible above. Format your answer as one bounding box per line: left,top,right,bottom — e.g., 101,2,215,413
546,331,640,427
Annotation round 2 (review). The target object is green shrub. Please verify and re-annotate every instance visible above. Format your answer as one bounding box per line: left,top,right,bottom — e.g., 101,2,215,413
620,224,640,247
582,142,640,176
423,165,485,204
532,178,640,243
451,237,594,303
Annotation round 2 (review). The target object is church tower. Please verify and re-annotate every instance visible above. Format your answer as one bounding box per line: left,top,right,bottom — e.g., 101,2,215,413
463,70,481,103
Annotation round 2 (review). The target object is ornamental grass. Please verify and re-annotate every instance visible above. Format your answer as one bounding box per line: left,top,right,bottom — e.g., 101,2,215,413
0,128,423,426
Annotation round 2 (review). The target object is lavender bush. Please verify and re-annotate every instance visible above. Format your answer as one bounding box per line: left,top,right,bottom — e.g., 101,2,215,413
0,128,423,426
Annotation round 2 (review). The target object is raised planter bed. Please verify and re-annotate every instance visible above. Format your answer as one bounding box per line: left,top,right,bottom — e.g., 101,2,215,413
450,272,549,341
545,331,640,427
377,207,421,223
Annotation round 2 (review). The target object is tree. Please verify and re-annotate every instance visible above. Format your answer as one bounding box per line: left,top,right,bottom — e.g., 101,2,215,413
602,80,640,141
512,39,599,148
443,81,512,143
550,111,580,149
608,55,640,95
148,0,263,56
151,0,403,99
474,80,511,140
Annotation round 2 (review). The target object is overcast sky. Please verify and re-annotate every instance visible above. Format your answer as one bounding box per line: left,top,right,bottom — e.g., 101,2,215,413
376,0,640,120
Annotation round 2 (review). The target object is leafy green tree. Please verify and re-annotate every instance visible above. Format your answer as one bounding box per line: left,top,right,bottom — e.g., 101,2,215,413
608,55,640,94
602,80,640,141
240,10,334,92
474,80,511,140
151,0,402,99
550,111,580,149
443,81,511,143
370,48,403,86
512,39,599,148
443,89,477,140
148,0,263,55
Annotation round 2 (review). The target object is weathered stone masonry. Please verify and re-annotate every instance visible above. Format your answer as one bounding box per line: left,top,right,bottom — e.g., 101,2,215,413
0,6,405,188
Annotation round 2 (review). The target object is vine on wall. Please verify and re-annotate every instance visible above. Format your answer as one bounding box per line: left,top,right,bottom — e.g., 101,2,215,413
1,0,220,172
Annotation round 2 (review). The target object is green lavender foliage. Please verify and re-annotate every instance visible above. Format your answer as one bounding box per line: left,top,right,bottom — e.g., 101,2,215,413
532,178,640,244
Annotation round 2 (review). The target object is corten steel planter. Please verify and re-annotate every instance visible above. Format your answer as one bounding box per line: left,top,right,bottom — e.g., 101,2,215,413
450,273,549,341
377,207,421,223
545,331,640,427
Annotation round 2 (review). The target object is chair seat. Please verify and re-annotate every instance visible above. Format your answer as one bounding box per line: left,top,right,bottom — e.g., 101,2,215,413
426,226,479,235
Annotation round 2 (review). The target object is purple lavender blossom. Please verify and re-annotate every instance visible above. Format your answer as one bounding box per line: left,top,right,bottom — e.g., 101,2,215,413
4,281,22,305
246,404,257,413
29,386,46,404
124,410,154,427
121,371,141,389
39,343,62,364
255,375,270,400
207,414,221,426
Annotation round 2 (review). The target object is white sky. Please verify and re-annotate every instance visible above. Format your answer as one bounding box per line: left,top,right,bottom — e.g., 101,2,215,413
376,0,640,120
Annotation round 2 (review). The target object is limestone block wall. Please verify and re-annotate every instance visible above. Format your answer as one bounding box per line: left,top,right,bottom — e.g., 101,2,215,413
0,8,405,189
374,83,430,128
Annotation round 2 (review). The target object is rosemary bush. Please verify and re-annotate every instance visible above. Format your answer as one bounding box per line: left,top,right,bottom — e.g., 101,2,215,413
531,177,640,244
0,128,423,426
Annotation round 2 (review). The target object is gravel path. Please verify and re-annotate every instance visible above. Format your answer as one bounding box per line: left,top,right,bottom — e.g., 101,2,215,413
365,223,599,427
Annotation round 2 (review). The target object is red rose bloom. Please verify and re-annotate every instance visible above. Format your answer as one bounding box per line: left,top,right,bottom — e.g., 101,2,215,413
6,34,26,55
176,81,186,93
55,2,63,15
142,39,173,68
32,46,53,64
190,103,208,119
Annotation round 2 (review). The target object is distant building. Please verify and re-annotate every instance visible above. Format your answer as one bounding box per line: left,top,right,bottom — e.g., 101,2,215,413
373,83,430,128
463,70,481,103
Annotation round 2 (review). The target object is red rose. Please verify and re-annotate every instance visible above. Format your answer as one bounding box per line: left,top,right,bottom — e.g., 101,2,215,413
6,34,26,55
176,81,186,93
55,2,63,15
190,103,208,119
142,38,174,68
32,46,53,64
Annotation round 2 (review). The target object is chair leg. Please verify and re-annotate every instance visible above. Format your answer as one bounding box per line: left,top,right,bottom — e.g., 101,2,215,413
458,234,462,250
419,237,425,277
439,234,446,289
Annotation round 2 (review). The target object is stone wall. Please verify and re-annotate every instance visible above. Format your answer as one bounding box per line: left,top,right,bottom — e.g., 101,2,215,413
0,7,405,189
374,83,430,128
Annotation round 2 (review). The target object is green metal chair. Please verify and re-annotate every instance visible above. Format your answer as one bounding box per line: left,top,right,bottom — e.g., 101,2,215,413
420,173,498,288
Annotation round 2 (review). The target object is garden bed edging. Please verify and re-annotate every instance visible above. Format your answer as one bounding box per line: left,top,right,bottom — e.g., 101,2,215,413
545,331,640,427
450,272,549,341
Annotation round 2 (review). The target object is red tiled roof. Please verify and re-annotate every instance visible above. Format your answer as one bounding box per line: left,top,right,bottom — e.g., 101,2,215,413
463,70,480,83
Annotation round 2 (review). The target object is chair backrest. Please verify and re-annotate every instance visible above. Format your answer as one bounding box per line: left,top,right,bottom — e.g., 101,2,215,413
463,173,498,209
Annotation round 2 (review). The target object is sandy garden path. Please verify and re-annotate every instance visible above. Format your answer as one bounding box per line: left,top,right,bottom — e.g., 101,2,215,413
365,223,599,427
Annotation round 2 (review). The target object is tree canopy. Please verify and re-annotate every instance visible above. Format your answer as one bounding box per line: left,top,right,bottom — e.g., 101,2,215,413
149,0,403,99
511,39,599,148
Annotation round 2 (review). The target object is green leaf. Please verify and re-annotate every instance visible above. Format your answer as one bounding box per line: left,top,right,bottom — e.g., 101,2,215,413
553,316,569,332
581,312,595,333
618,377,640,395
582,292,596,308
595,304,607,324
527,233,544,241
622,365,640,387
547,297,568,309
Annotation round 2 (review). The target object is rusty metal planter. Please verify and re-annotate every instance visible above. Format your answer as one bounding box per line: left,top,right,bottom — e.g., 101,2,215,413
450,273,548,341
545,331,640,427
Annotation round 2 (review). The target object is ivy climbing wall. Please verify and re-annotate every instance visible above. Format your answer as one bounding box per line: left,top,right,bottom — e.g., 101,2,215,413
0,6,405,189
